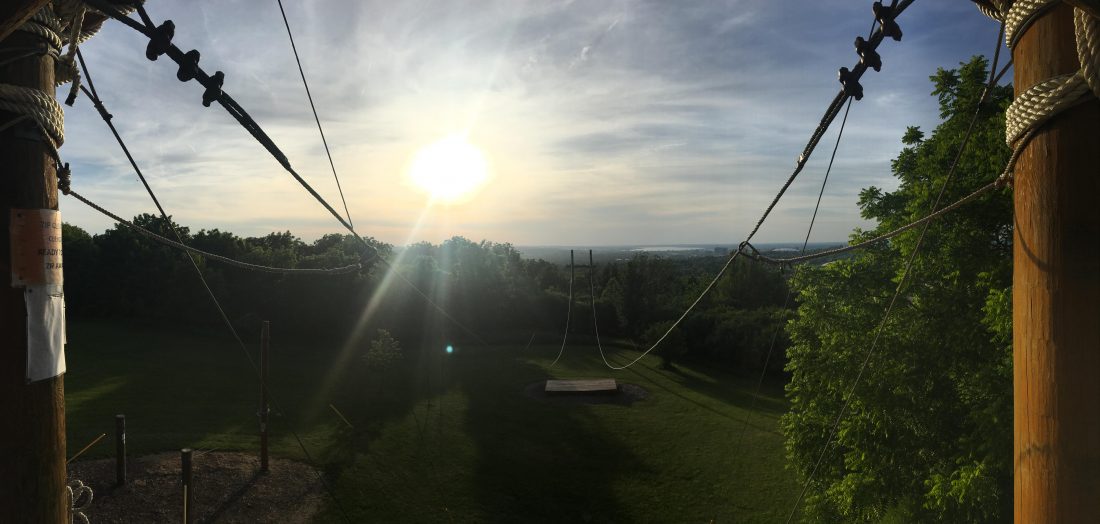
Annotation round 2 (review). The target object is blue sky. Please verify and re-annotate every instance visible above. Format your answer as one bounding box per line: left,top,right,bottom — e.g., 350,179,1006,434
60,1,1005,246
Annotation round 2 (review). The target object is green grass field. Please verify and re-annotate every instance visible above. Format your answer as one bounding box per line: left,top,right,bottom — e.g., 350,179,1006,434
65,320,799,522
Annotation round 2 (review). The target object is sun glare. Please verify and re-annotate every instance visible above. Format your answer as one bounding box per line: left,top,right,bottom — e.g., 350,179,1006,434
408,134,489,203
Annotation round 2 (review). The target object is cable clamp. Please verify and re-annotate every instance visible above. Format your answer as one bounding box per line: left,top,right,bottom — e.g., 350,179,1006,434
838,67,864,101
873,1,903,41
855,37,882,72
176,49,200,82
145,20,175,61
200,71,224,107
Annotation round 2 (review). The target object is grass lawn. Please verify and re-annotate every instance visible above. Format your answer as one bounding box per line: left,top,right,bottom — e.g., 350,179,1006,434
65,320,800,522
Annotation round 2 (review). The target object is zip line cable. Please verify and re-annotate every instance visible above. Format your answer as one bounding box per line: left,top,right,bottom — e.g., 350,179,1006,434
274,0,354,227
68,49,355,524
82,0,489,346
79,0,913,369
729,97,854,479
73,52,361,275
783,21,1012,521
595,0,916,370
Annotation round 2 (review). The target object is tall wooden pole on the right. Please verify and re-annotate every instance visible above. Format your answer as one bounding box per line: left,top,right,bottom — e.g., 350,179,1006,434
1013,3,1100,521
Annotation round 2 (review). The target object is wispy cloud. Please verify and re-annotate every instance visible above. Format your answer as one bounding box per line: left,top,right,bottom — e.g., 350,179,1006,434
60,0,1002,245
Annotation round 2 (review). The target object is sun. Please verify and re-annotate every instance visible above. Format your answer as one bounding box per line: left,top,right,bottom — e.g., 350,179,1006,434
408,134,489,203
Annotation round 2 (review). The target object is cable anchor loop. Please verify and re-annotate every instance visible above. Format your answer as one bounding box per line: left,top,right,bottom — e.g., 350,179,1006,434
855,36,882,72
145,20,175,61
873,1,903,41
838,67,864,100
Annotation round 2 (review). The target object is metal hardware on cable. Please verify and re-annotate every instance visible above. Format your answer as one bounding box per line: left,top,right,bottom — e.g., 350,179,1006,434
176,50,200,81
145,21,174,60
874,0,904,41
855,36,882,72
838,67,864,100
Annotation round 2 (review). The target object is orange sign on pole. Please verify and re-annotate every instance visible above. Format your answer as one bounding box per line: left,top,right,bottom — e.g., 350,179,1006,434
10,208,63,287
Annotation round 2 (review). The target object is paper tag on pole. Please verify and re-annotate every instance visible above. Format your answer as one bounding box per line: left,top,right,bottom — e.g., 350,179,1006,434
10,209,63,287
25,284,66,383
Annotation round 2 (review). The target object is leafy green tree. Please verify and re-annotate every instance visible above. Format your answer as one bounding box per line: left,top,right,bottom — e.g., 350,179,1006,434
782,56,1013,522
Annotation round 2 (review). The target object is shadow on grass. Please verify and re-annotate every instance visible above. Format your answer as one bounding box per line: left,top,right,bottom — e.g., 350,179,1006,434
456,346,644,523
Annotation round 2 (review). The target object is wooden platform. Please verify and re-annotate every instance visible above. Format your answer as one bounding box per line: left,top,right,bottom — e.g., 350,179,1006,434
545,378,618,395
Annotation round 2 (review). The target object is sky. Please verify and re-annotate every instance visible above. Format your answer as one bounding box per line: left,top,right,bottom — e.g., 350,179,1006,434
59,0,1005,246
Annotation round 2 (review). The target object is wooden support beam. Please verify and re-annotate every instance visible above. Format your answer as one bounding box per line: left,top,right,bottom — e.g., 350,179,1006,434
0,0,51,43
1013,3,1100,522
0,23,66,523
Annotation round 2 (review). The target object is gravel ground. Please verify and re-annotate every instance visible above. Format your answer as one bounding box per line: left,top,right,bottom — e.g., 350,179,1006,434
67,451,324,523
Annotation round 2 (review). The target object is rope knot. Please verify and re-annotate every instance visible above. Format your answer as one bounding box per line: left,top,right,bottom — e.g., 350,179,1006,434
57,163,72,195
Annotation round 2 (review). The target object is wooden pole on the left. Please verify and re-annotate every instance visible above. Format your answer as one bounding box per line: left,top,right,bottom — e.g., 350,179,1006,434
0,1,67,522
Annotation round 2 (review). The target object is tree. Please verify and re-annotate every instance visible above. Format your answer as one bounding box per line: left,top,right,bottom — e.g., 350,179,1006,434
782,56,1014,522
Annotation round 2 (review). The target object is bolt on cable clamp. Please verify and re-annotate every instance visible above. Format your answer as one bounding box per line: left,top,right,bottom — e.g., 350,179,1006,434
838,67,864,100
145,20,174,61
855,37,882,72
873,1,903,41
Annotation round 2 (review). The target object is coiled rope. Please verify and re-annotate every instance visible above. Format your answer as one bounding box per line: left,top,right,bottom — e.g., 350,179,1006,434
978,0,1100,147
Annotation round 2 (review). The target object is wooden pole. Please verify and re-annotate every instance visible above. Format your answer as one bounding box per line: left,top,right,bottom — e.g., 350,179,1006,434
569,250,574,334
1013,4,1100,522
115,414,126,486
259,321,270,473
181,448,194,524
0,0,49,42
0,6,66,523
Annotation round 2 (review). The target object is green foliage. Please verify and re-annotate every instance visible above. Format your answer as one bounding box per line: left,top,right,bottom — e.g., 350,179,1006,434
782,56,1013,522
363,329,403,371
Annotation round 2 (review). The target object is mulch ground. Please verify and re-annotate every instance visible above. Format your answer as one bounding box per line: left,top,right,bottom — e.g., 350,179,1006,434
67,451,324,523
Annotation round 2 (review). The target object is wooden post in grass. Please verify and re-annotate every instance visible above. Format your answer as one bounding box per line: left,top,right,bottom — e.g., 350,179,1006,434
569,250,574,334
115,414,126,486
0,1,66,521
1012,3,1100,521
181,448,194,524
259,321,270,472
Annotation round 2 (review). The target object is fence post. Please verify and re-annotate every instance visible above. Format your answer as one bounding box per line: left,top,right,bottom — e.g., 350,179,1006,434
115,414,126,487
181,448,193,524
260,321,270,473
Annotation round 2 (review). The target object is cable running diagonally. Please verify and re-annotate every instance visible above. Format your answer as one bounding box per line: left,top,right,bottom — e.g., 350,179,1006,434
274,0,354,227
783,22,1012,521
82,0,489,346
592,0,917,370
71,50,355,524
729,97,854,478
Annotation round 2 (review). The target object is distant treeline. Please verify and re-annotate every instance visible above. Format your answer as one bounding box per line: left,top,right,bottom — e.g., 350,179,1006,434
62,215,791,373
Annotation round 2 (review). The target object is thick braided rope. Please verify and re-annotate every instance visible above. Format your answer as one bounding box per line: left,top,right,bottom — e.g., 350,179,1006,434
1004,6,1099,146
1005,0,1059,48
12,8,63,51
0,84,65,147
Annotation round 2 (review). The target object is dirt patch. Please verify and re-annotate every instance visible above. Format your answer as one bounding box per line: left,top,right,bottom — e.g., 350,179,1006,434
67,451,324,523
524,381,648,406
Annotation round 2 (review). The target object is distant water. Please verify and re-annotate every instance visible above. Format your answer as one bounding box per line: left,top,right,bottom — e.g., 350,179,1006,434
631,246,703,252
